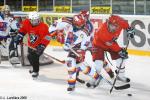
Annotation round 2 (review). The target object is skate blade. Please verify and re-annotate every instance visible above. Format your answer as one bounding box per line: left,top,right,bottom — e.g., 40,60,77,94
32,77,38,80
67,89,75,94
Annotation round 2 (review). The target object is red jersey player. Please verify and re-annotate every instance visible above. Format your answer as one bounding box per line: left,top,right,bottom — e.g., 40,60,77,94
92,15,135,83
9,12,51,78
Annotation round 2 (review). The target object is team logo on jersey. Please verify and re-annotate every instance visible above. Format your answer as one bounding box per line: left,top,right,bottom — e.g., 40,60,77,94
29,34,38,44
0,22,7,31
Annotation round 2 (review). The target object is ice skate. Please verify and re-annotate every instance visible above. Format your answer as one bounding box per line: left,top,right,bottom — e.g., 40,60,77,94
29,69,33,74
67,85,75,93
31,72,39,80
115,70,130,83
116,76,130,83
86,75,103,88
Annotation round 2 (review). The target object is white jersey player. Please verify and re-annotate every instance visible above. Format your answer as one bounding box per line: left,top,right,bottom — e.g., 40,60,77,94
0,5,19,63
49,14,101,92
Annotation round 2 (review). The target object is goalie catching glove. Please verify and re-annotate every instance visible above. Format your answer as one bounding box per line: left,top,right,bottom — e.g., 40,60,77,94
126,27,135,39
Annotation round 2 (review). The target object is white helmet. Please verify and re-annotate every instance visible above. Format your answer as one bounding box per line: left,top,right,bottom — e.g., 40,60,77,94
28,12,40,26
1,5,10,15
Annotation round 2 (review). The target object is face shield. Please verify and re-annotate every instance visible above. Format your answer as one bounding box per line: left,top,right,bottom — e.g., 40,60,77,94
28,12,40,26
29,18,40,26
108,22,118,33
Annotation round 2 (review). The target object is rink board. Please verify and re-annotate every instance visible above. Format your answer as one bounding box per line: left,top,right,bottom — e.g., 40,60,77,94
12,12,150,56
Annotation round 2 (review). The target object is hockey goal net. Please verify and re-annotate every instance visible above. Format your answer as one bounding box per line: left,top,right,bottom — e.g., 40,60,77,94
20,37,53,66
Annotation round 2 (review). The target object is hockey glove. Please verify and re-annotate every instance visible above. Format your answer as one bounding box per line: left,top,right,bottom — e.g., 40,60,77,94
36,44,46,56
14,33,24,45
126,27,135,39
76,49,85,62
118,48,128,59
9,29,18,36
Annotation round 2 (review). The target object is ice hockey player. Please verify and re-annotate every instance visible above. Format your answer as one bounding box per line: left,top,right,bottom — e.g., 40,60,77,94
0,5,19,63
9,12,51,78
92,15,135,83
79,10,114,80
49,14,101,92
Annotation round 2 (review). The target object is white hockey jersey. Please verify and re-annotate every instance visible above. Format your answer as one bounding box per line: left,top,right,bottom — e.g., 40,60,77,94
0,15,19,38
49,17,90,50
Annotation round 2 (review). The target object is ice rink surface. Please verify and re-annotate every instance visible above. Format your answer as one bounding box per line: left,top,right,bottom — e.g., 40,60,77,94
0,46,150,100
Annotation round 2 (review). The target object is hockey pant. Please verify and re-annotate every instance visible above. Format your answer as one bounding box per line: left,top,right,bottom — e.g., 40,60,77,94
27,48,40,73
66,57,99,86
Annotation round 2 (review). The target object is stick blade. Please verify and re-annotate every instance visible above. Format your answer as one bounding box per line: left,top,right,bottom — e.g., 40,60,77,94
114,84,130,90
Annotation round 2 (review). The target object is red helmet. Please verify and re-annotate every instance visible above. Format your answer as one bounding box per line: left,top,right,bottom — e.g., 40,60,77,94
108,15,122,26
80,10,89,19
73,14,86,28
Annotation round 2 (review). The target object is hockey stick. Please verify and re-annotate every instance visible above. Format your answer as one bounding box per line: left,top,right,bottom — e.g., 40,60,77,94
22,43,65,64
101,74,130,90
67,44,130,90
23,43,85,83
110,40,130,94
43,53,65,64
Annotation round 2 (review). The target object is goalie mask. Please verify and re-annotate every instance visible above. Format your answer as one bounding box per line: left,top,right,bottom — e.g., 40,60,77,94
28,12,41,26
1,5,10,15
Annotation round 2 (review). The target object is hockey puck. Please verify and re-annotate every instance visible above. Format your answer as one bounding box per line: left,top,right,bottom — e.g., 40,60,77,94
127,94,132,96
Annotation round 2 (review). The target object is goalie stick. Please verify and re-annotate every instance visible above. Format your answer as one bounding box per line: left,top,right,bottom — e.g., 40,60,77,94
67,44,130,90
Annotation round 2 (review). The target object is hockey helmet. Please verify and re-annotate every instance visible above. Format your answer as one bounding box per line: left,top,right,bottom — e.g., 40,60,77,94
28,11,40,26
80,10,89,20
108,15,121,26
107,15,120,32
1,5,10,15
73,14,86,28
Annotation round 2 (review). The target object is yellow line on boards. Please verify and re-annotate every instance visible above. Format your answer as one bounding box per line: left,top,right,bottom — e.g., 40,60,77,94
128,49,150,56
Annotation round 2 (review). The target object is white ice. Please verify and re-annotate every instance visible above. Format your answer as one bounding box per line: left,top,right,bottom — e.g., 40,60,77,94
0,46,150,100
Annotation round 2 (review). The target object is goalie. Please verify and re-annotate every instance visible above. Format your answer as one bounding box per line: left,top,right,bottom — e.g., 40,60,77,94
0,5,19,63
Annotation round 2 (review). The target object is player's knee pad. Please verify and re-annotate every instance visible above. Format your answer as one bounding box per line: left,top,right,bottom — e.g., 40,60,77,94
94,60,103,74
66,57,76,72
115,58,126,76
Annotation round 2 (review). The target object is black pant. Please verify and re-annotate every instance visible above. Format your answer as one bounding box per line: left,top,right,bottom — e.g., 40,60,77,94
27,48,40,73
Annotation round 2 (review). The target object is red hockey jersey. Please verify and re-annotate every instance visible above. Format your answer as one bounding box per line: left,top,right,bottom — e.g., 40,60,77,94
93,15,129,52
19,19,51,48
